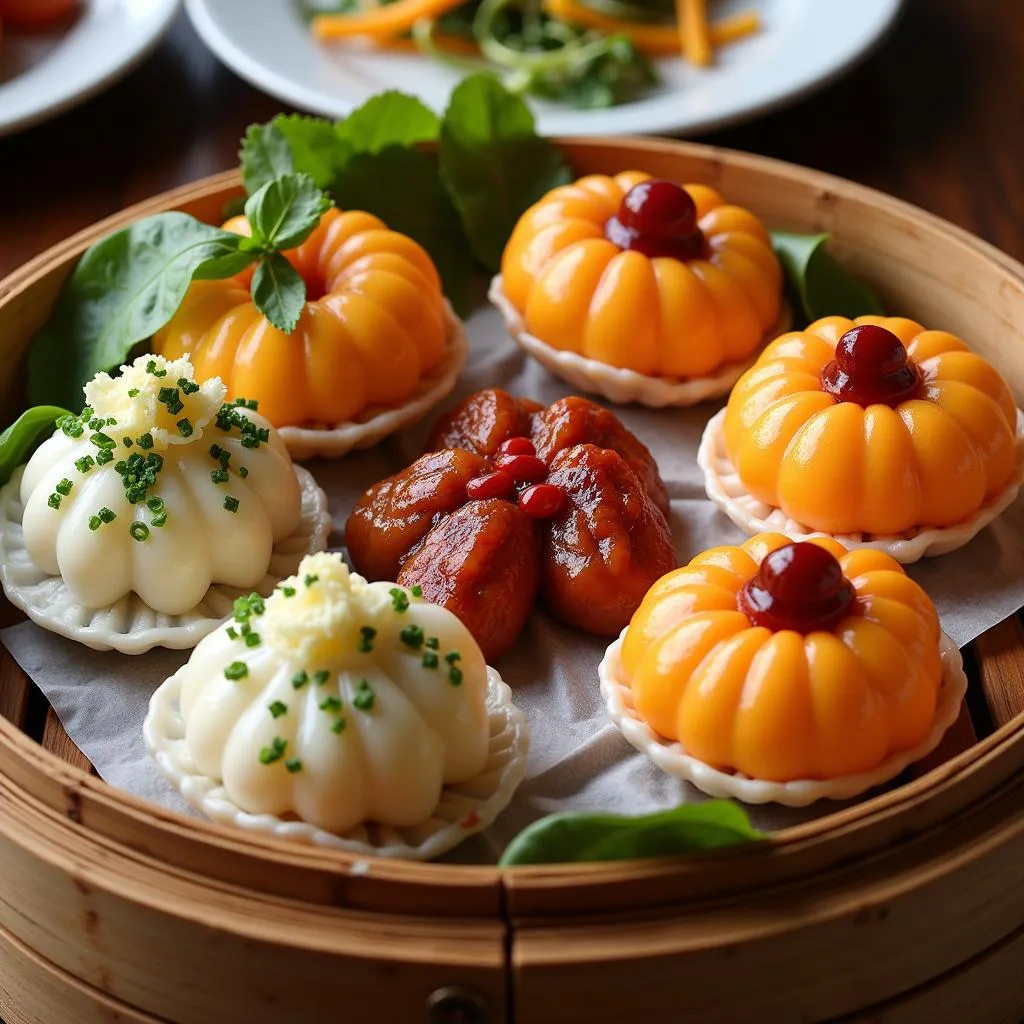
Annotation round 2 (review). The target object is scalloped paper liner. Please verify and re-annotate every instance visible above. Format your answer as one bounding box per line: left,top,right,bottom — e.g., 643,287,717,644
600,630,968,807
698,406,1024,564
0,465,331,654
143,667,530,861
489,275,791,408
278,303,469,461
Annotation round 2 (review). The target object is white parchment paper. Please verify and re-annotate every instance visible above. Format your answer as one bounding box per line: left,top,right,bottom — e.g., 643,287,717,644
4,305,1024,862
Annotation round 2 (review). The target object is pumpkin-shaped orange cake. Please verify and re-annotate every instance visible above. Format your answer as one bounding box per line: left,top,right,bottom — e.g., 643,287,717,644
611,533,961,794
701,316,1023,558
154,208,464,453
494,172,783,404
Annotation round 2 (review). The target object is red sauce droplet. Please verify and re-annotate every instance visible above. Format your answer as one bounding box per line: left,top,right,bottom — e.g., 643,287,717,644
821,324,921,408
519,483,565,519
494,452,548,483
466,471,515,501
737,542,856,634
498,436,536,457
605,179,706,260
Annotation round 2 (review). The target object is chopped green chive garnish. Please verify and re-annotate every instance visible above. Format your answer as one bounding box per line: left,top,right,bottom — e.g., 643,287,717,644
178,378,200,395
304,574,318,587
319,696,342,713
47,494,61,510
223,496,239,513
422,652,439,670
146,497,165,513
244,632,261,647
445,651,461,665
55,478,73,496
176,418,193,437
224,661,248,681
210,469,229,484
389,587,410,613
400,625,424,649
226,627,238,640
151,512,167,528
425,637,439,651
268,700,288,719
122,437,133,447
95,449,114,465
146,359,157,373
258,737,287,765
449,667,463,686
331,718,346,734
129,523,150,542
232,593,265,622
137,433,154,450
90,432,115,449
285,758,303,774
312,669,330,686
88,516,101,531
411,585,423,597
57,414,84,438
291,671,308,690
127,388,140,398
74,455,95,473
97,507,116,524
357,626,376,653
158,387,183,415
280,586,296,597
105,417,117,426
353,680,375,712
238,466,248,478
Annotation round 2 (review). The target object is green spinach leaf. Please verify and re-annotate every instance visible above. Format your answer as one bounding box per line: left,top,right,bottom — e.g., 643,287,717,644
439,75,571,271
499,801,763,867
28,214,252,409
251,252,306,334
336,91,441,154
0,406,73,487
271,114,352,189
771,231,885,325
244,173,333,251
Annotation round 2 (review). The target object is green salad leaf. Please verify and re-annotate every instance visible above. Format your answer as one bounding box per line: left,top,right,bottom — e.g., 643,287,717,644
439,75,572,271
499,801,763,867
27,214,254,409
240,122,296,195
244,173,333,252
251,253,307,335
0,406,73,487
771,231,885,324
271,114,352,189
335,91,441,154
333,145,477,314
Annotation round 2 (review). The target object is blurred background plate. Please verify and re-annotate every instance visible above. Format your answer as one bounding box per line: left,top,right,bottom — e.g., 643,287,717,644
0,0,179,138
184,0,902,137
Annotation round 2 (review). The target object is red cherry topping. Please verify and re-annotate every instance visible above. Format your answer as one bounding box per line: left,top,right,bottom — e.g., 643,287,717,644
737,542,856,634
605,179,706,261
519,483,565,519
466,471,515,501
494,452,548,483
821,324,921,408
498,436,536,457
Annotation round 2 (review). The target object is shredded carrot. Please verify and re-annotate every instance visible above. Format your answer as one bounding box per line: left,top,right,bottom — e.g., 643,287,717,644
681,0,712,66
311,0,467,40
541,0,759,57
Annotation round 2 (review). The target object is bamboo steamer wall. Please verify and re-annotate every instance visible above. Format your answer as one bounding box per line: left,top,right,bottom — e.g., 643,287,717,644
0,138,1021,1024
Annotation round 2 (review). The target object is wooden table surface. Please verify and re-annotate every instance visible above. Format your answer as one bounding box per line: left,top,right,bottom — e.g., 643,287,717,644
1,0,1022,276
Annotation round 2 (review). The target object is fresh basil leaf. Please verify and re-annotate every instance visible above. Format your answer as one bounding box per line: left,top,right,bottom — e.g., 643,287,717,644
499,801,762,867
271,113,353,189
193,246,260,280
28,214,251,409
439,74,572,271
244,173,332,252
0,406,73,487
336,91,441,154
240,122,295,195
332,146,476,314
251,252,306,334
771,231,885,325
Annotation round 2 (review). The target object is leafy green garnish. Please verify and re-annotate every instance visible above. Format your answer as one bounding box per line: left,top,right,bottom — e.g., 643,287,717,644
267,115,351,190
244,173,332,252
0,406,73,486
333,146,478,314
771,231,885,325
439,75,571,271
251,253,307,335
498,801,763,867
335,91,441,154
239,122,297,196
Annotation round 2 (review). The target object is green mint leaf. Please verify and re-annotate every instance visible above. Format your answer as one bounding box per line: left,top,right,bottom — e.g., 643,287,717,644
240,122,295,195
771,231,885,326
271,113,353,189
498,801,762,867
28,213,255,409
251,252,306,334
439,75,572,272
244,173,332,252
332,146,475,315
0,406,73,486
193,243,260,280
336,91,441,154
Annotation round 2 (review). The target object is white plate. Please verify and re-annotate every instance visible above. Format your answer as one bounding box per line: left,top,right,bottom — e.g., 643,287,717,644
0,0,179,138
184,0,902,137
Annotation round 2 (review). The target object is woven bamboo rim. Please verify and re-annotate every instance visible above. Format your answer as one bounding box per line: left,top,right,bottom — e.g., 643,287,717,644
0,139,1021,1023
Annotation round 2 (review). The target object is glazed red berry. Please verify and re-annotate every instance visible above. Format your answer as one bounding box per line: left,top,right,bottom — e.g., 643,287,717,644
498,437,537,458
494,452,548,483
519,483,565,519
737,542,856,634
605,180,705,260
821,325,921,408
466,471,515,501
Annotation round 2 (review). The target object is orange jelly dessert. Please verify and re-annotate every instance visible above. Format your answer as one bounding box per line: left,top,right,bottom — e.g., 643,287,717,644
153,208,450,429
499,173,783,380
620,533,944,782
721,316,1021,536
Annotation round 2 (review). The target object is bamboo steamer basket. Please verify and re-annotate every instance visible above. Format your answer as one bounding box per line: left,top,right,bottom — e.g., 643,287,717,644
0,138,1022,1024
